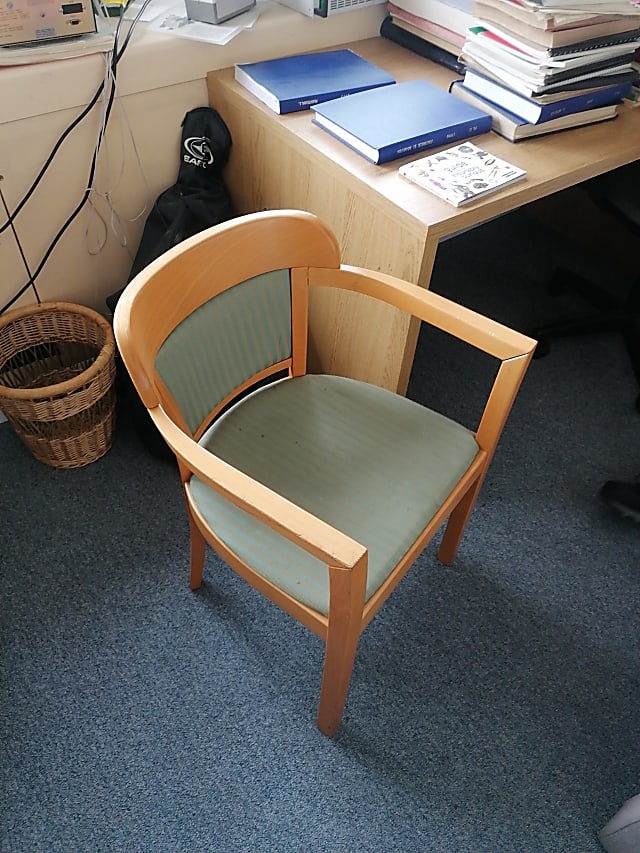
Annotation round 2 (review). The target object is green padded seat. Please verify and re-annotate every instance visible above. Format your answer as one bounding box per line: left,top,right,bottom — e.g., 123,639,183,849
188,374,479,616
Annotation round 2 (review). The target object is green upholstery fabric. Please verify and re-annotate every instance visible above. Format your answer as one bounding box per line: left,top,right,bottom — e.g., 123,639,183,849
155,270,292,434
188,375,479,616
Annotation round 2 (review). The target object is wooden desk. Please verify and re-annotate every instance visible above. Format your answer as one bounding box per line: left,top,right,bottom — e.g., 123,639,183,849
207,37,640,393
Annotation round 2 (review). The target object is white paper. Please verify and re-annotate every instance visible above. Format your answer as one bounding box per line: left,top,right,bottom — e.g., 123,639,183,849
124,0,181,22
126,0,266,43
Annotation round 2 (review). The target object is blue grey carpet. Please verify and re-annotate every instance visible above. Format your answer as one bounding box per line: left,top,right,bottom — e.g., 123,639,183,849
1,208,638,852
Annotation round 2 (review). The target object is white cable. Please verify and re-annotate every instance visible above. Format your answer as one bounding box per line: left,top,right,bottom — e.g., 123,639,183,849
85,51,116,256
111,92,151,225
85,49,149,261
93,0,111,17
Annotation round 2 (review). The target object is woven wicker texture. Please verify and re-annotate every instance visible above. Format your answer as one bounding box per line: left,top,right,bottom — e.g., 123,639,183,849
0,302,116,469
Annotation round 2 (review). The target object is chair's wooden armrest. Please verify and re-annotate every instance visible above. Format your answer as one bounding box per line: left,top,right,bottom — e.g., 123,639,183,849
310,265,536,361
309,264,535,462
149,406,367,572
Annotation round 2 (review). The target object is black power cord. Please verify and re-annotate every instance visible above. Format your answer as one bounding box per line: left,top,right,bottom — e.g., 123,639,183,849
0,175,42,305
0,0,155,315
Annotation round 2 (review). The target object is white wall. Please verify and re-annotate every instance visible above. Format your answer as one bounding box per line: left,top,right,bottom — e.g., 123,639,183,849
0,2,386,314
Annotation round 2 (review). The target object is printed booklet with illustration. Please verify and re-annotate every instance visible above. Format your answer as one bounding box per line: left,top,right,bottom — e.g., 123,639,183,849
398,141,527,206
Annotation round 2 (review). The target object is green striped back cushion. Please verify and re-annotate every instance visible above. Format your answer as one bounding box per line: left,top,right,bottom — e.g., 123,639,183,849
189,375,479,615
155,270,292,434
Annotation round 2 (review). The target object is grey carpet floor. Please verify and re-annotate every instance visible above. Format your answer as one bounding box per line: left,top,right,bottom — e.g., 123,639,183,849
1,207,638,853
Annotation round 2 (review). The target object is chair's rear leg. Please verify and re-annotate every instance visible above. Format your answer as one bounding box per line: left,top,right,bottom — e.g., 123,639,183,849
187,506,207,590
438,479,483,565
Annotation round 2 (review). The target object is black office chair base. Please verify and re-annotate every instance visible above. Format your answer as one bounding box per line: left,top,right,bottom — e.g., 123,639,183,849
531,267,640,411
532,163,640,411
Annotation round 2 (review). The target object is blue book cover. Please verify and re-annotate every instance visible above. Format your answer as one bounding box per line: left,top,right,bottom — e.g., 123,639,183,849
310,79,492,165
234,50,396,115
450,80,619,140
463,69,632,124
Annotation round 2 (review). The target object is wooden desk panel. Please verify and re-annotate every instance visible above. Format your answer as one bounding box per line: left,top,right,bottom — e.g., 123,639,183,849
208,37,640,392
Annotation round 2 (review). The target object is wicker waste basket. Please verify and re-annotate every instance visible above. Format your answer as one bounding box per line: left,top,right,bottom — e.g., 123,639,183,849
0,301,116,469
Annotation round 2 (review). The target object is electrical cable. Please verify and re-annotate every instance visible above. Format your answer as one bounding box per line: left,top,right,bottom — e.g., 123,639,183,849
0,0,154,314
0,1,149,238
85,52,120,257
0,45,115,238
0,176,41,305
85,51,150,259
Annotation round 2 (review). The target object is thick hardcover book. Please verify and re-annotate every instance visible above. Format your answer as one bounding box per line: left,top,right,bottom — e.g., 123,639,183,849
310,79,491,165
450,80,619,139
379,15,466,73
387,3,465,48
391,16,463,52
462,68,631,122
398,141,526,206
234,50,395,115
383,0,474,37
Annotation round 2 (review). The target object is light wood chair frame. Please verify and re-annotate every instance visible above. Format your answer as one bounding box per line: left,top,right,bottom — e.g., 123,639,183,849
114,209,536,736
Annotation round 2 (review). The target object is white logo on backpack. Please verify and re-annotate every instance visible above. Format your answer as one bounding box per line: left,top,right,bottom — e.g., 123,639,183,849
183,136,215,168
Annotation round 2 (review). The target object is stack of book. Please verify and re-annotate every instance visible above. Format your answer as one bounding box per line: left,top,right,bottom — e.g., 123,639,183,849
381,0,474,70
452,0,640,139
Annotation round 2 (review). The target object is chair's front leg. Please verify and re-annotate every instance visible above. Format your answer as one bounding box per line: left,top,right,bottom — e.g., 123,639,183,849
316,559,367,737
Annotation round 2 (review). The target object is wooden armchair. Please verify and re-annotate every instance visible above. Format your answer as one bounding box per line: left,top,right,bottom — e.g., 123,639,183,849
114,209,535,736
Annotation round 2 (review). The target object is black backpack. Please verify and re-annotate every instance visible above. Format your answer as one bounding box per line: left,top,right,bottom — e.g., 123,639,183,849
108,107,236,459
107,106,235,313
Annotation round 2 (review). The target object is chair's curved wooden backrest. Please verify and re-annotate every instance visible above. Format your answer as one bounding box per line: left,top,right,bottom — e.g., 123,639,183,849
114,210,341,439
